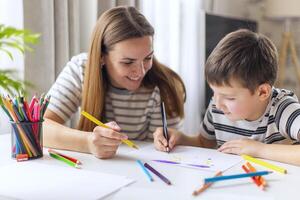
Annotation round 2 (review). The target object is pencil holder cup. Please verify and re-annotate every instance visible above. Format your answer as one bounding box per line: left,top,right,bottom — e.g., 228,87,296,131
10,121,43,160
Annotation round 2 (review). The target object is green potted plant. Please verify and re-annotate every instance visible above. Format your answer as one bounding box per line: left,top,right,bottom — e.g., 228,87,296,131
0,24,40,132
0,24,40,96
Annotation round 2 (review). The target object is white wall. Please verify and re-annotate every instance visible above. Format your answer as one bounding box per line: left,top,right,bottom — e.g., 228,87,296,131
206,0,300,97
0,0,24,77
0,0,23,134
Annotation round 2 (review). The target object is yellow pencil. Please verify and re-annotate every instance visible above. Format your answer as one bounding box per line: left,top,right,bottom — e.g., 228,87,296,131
81,111,139,149
242,154,287,174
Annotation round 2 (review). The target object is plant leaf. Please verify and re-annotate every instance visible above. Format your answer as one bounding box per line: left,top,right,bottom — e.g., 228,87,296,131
0,24,39,94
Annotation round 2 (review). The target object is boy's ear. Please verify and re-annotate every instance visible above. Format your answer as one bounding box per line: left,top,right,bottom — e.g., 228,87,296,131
257,83,272,100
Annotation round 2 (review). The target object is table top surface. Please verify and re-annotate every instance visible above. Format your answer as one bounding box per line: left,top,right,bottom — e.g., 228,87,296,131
0,134,299,200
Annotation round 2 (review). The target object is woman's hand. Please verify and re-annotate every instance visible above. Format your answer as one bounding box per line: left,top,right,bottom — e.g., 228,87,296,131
153,128,182,152
218,138,264,157
87,121,128,159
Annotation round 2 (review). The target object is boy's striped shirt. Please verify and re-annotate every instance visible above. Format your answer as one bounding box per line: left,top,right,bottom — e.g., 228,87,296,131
47,53,183,140
200,88,300,147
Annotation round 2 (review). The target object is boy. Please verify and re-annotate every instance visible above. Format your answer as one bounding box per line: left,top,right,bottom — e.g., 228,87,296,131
154,29,300,166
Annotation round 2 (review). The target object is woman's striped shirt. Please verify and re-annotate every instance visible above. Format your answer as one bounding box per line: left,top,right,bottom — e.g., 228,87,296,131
47,53,183,140
200,88,300,147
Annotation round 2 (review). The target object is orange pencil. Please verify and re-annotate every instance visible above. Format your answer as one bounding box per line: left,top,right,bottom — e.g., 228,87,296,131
193,171,222,196
246,162,267,187
242,165,264,190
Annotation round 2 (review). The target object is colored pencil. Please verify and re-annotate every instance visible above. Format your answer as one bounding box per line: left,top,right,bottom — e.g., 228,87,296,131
136,160,154,182
242,154,287,174
29,95,37,113
242,165,264,190
193,171,222,196
0,104,12,120
81,111,139,149
160,102,169,152
49,152,80,169
152,159,210,168
204,171,272,184
48,149,82,165
246,161,267,186
144,162,171,185
1,94,49,160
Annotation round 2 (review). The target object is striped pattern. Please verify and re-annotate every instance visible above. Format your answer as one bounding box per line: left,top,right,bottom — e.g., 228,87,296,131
47,53,182,140
200,88,300,147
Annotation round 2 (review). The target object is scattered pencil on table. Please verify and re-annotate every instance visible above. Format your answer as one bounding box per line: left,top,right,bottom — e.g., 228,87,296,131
152,159,210,168
136,160,154,182
49,151,81,169
242,154,287,174
81,110,139,150
204,171,272,184
241,165,264,190
48,149,82,165
246,162,267,187
193,171,222,196
144,162,172,185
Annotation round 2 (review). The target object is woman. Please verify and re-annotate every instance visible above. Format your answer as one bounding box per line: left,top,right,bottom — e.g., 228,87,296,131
44,6,185,159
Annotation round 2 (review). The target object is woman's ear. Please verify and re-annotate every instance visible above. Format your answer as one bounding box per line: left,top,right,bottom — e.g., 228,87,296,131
100,55,106,68
257,83,272,101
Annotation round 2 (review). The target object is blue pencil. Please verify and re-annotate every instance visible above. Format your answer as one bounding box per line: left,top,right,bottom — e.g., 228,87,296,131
204,171,272,184
136,160,154,182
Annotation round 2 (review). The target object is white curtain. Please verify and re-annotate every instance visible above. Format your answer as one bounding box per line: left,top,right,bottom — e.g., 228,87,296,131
141,0,206,135
23,0,81,97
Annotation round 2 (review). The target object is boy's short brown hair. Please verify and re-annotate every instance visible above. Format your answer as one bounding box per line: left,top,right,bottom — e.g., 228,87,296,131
205,29,278,93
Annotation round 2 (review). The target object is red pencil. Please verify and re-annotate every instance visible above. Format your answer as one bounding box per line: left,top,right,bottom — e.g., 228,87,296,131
246,162,267,187
29,95,38,113
48,149,81,165
242,165,264,190
23,100,33,122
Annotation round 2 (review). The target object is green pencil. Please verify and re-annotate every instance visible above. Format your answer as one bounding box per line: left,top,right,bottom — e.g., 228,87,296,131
1,105,13,121
49,152,80,169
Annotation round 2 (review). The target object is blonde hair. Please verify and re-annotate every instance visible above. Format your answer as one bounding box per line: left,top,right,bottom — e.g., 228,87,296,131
78,6,185,131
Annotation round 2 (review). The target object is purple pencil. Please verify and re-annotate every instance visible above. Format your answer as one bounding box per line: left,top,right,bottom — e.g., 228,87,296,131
144,162,172,185
152,159,210,168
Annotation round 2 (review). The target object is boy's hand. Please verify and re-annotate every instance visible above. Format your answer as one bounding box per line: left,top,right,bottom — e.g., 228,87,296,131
153,127,182,152
88,121,128,159
218,139,264,157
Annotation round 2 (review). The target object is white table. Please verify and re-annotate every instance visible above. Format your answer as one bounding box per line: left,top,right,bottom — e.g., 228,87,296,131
0,133,299,200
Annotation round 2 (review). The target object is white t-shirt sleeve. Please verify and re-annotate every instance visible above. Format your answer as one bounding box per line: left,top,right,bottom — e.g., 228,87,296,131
276,97,300,141
199,100,216,140
46,53,86,121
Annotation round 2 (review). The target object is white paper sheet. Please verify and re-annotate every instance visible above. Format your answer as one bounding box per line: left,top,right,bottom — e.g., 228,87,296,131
129,145,242,172
0,162,134,200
